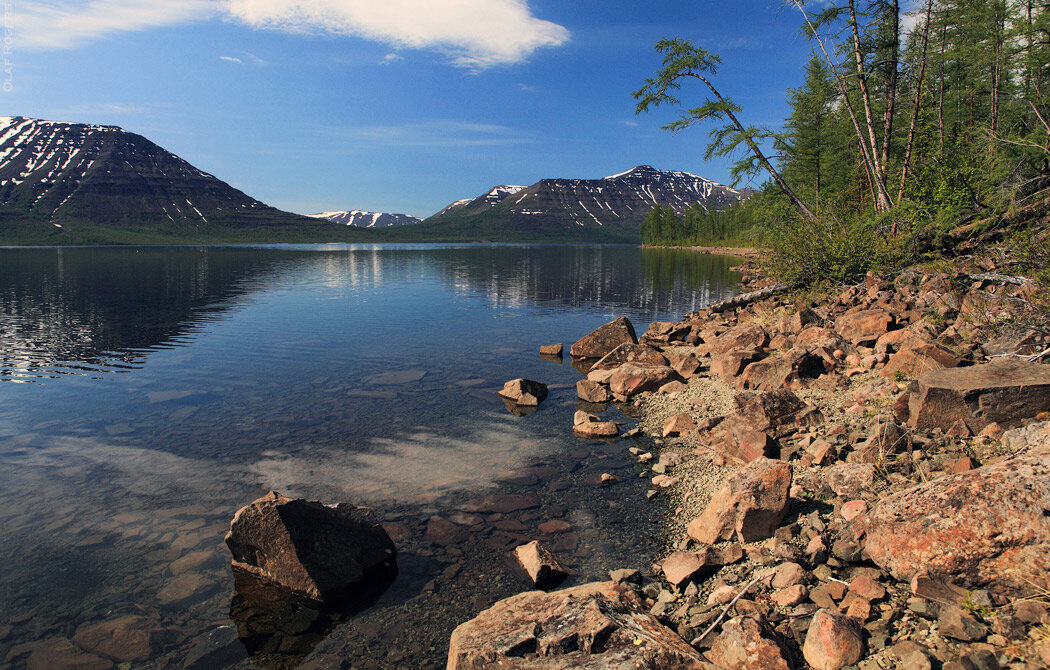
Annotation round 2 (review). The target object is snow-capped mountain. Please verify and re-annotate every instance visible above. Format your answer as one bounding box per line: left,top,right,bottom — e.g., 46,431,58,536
308,210,421,227
0,116,305,229
426,166,748,235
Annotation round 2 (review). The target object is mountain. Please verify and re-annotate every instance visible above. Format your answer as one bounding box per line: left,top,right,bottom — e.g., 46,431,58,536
308,210,421,227
0,116,361,244
419,166,748,241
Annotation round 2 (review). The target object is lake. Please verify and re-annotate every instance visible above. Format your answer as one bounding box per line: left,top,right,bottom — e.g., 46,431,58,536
0,244,741,669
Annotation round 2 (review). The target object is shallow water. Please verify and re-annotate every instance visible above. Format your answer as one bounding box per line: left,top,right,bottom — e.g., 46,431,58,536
0,244,740,669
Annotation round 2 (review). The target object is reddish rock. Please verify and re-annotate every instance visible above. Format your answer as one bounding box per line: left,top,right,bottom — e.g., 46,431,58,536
835,309,895,346
539,343,563,356
737,348,829,391
861,449,1050,596
686,457,792,545
852,416,909,463
661,551,711,586
446,581,711,669
573,412,619,439
590,342,668,371
732,389,808,434
771,562,808,589
848,575,886,601
709,323,769,355
224,491,397,603
72,617,171,663
670,352,703,378
880,339,965,379
711,349,761,381
662,413,696,438
497,378,549,406
825,463,876,498
608,363,681,397
773,584,809,607
660,380,688,395
708,616,791,670
424,516,469,546
707,418,778,466
513,540,568,589
841,500,868,521
776,307,819,335
905,359,1050,431
795,326,850,352
644,321,692,343
538,520,572,535
570,317,638,359
576,379,611,403
802,609,865,670
460,493,541,514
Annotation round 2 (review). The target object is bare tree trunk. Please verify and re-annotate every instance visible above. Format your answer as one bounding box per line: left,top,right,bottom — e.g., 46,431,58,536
937,20,946,148
880,0,900,171
898,0,934,204
849,0,893,211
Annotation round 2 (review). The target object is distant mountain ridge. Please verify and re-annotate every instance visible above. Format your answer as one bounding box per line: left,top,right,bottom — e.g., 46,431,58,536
308,210,421,227
422,165,748,240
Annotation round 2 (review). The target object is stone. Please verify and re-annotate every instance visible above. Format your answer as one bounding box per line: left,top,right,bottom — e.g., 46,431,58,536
670,352,703,378
1001,419,1050,451
573,413,620,439
446,581,711,669
852,416,909,463
538,520,572,535
707,616,791,670
709,323,769,355
777,308,819,335
824,463,876,498
576,379,611,403
570,317,638,359
224,491,397,603
608,363,681,397
861,448,1050,596
16,638,114,670
905,359,1050,431
661,551,713,587
540,343,563,356
848,575,885,601
590,342,668,371
513,540,568,589
72,616,171,663
888,641,932,670
835,309,894,346
938,606,989,641
706,417,778,466
659,380,688,395
737,347,829,391
662,413,696,438
771,562,808,589
772,585,808,607
424,516,469,546
497,378,549,406
802,609,865,670
732,389,808,434
710,349,761,381
686,457,792,545
840,500,868,521
880,338,965,379
651,474,679,488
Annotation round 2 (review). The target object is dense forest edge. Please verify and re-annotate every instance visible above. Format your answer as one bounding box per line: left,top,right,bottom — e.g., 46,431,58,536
635,0,1049,294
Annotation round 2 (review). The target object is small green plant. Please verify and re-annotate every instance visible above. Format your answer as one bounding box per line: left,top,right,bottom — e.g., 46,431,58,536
961,591,995,620
893,370,908,383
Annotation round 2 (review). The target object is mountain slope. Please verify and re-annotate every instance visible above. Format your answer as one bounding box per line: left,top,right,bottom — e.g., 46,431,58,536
0,116,360,243
308,210,421,227
422,166,748,240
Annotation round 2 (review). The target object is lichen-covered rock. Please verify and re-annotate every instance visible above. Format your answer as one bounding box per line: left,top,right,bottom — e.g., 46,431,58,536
687,457,792,545
446,581,712,669
575,379,611,403
861,448,1050,596
608,363,680,397
802,609,865,670
708,616,791,670
835,309,894,346
225,491,397,603
570,317,638,359
589,342,668,371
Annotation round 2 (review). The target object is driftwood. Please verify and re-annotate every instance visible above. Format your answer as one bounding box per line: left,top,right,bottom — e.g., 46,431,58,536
967,272,1030,286
707,284,788,314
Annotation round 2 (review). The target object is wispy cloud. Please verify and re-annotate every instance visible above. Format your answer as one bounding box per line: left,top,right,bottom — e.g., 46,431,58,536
219,55,243,63
379,52,403,65
12,0,569,70
340,120,535,147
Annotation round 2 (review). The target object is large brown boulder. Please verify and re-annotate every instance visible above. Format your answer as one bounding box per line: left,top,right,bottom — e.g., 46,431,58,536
687,457,792,545
737,348,829,391
497,378,549,406
802,609,865,670
225,491,397,603
904,359,1050,431
708,323,769,355
608,363,680,397
570,317,638,359
710,349,761,382
447,581,712,669
513,541,567,589
861,447,1050,596
732,389,808,435
703,417,778,466
708,616,791,670
880,337,965,379
835,309,894,346
590,342,668,371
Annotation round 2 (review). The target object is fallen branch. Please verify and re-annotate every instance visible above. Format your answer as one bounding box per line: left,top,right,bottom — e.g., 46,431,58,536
689,568,773,646
988,347,1050,362
707,284,788,314
967,272,1030,286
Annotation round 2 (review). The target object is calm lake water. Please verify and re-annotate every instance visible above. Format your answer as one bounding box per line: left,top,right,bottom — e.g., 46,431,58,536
0,244,741,669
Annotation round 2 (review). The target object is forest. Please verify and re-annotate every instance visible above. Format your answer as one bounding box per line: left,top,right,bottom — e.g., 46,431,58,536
635,0,1049,286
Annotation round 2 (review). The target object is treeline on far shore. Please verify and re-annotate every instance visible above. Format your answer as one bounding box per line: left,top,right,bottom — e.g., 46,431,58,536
636,0,1050,288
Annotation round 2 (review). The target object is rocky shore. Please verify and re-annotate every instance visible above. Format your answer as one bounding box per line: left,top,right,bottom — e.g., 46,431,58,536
452,253,1050,669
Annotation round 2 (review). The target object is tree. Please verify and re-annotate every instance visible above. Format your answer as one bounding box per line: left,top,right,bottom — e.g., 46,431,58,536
633,38,819,223
780,55,838,207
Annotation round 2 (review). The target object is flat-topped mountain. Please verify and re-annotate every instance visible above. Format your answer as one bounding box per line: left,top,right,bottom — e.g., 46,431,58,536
308,210,421,227
0,116,352,243
419,166,748,241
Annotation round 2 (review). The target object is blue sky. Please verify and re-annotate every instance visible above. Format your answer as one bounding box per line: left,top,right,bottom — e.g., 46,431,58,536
3,0,825,217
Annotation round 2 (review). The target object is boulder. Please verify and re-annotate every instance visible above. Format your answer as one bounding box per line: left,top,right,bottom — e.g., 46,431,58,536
835,309,894,346
662,413,696,438
669,352,703,378
732,389,808,435
608,363,681,397
513,540,568,589
659,545,741,587
72,616,172,663
644,321,692,343
687,457,792,544
904,359,1050,431
576,379,611,404
709,323,769,355
880,338,965,379
570,317,638,359
572,412,620,439
497,378,549,406
446,581,712,669
539,343,563,356
737,348,829,391
710,349,761,382
708,616,791,670
590,342,668,371
701,417,778,466
225,491,397,603
851,416,909,463
776,307,820,336
861,448,1050,596
803,609,865,670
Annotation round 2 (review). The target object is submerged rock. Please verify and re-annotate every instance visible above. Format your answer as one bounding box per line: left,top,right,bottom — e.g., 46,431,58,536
446,581,711,669
497,378,549,406
224,491,397,603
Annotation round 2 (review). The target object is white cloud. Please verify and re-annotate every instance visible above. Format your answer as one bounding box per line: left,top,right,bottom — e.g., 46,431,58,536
379,52,403,65
219,55,243,63
221,0,570,68
9,0,215,50
341,120,534,147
